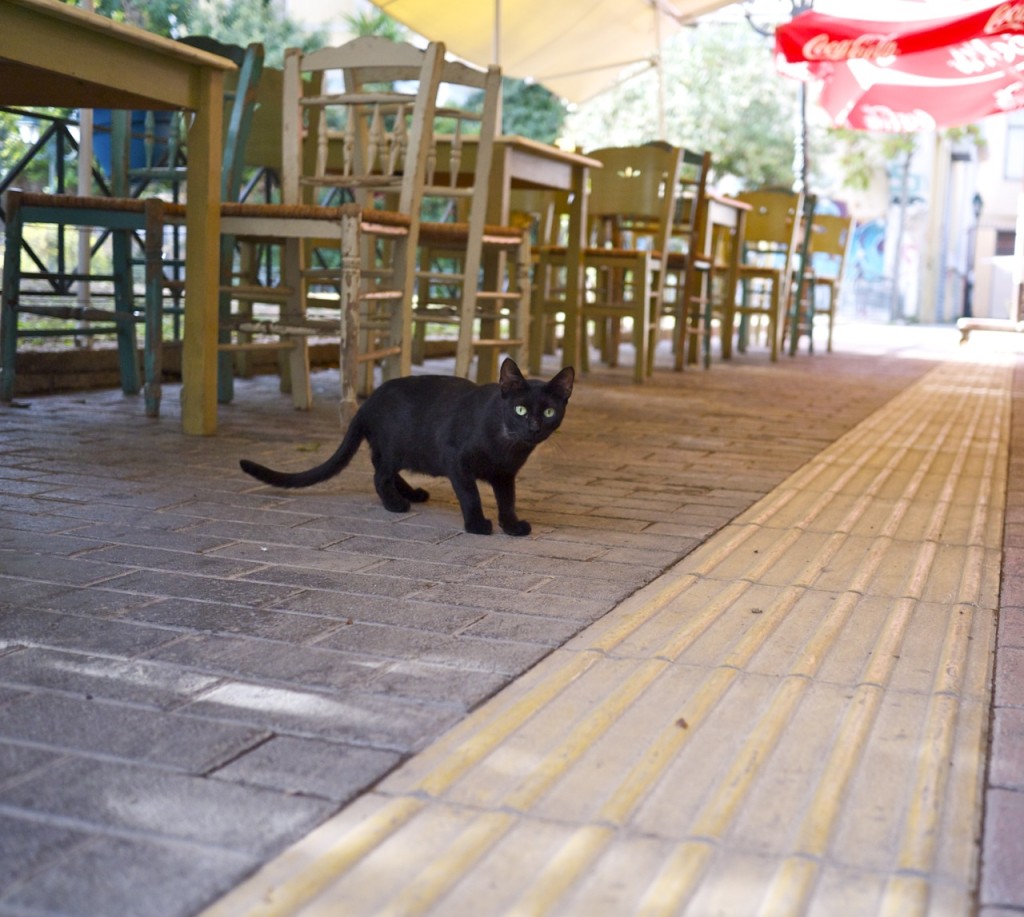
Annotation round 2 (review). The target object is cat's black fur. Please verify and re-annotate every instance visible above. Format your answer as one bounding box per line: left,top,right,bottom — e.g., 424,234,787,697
239,359,574,536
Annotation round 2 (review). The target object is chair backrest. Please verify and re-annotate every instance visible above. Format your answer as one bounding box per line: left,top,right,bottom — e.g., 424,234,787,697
510,188,572,247
243,64,284,176
670,147,712,259
585,145,685,255
280,37,445,212
809,213,855,281
216,40,265,202
418,55,502,229
735,187,805,275
110,38,264,203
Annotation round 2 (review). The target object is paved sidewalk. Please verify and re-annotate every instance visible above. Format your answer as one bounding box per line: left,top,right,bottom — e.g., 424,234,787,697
0,322,1020,916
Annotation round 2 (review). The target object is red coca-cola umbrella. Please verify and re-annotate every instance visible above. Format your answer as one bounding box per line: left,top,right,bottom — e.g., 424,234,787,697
775,0,1024,131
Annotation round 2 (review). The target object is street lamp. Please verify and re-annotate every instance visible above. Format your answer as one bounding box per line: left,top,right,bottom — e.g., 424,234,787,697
964,191,984,319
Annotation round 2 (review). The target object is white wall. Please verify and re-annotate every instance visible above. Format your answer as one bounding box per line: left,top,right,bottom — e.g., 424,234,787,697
972,114,1022,320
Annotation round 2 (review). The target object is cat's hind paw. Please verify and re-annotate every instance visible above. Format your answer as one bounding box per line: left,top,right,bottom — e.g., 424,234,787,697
501,519,532,537
395,475,429,503
464,518,494,535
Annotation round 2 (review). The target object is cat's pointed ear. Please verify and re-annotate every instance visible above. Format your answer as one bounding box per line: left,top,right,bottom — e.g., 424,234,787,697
499,358,527,395
547,366,575,401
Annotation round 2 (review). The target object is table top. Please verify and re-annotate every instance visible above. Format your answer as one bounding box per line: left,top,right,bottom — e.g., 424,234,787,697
0,0,234,110
494,135,603,170
707,191,752,211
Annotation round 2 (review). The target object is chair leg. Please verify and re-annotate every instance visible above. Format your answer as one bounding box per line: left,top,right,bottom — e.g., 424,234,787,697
806,286,816,356
513,235,532,369
737,281,751,354
528,282,546,376
826,285,836,353
143,200,164,418
277,238,303,397
529,251,558,375
339,208,361,425
0,193,24,403
111,226,142,396
454,231,486,380
233,241,259,381
769,284,782,362
634,265,651,384
383,233,412,384
217,234,237,406
702,296,713,369
410,270,430,367
286,338,312,410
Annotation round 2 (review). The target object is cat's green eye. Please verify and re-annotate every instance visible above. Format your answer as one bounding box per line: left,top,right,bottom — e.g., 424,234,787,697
515,405,528,416
543,408,556,418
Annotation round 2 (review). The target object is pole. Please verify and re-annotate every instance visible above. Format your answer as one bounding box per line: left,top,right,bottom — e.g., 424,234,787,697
76,0,94,341
654,0,665,140
890,148,911,321
493,0,500,65
963,192,982,319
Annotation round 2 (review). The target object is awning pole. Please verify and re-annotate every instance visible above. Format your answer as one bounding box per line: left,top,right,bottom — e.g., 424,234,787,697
654,0,665,139
494,0,501,64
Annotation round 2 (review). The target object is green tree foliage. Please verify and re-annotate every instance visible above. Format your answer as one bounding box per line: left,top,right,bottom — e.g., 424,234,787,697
91,0,191,37
90,0,329,65
344,8,408,42
460,78,566,144
500,80,566,144
566,22,799,189
187,0,329,65
0,110,76,193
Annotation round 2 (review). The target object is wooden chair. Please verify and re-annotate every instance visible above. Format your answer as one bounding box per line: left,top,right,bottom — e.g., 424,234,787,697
411,59,531,382
516,188,574,375
95,37,264,340
206,37,445,421
659,147,714,370
802,212,854,353
0,39,264,416
581,144,685,382
1,191,166,413
732,187,806,361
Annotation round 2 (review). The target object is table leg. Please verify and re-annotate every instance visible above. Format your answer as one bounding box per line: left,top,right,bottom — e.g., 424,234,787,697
561,165,588,373
180,68,224,435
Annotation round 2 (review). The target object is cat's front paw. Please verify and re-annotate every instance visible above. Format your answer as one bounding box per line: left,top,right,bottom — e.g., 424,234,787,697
501,519,532,537
464,517,493,535
407,487,430,503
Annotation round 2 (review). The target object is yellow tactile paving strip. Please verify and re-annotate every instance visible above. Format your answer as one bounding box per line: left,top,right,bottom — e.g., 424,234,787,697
205,357,1011,917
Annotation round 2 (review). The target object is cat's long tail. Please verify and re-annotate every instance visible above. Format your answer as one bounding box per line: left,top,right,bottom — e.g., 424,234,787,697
238,416,366,489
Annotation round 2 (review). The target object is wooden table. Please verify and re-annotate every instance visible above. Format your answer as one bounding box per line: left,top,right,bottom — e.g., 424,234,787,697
0,0,233,435
485,136,599,376
704,192,750,360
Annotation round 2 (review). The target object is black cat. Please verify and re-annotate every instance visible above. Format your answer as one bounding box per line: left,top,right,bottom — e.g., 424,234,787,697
239,359,574,536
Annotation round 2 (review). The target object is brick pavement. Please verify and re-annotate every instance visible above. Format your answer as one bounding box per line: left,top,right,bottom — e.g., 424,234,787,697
981,355,1024,916
0,324,1019,916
